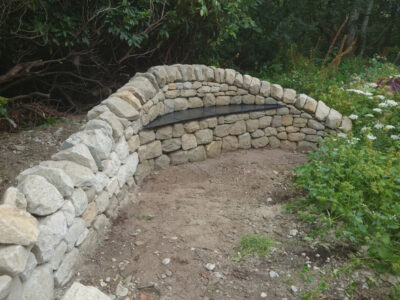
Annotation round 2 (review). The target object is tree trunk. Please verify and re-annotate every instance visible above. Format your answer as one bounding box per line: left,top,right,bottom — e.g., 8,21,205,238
345,7,360,50
360,0,374,56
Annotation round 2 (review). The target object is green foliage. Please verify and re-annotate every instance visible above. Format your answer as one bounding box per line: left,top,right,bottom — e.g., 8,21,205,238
0,97,8,118
233,234,273,261
136,214,154,220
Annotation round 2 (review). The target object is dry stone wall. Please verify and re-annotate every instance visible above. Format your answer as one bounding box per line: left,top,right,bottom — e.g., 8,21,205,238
0,64,351,300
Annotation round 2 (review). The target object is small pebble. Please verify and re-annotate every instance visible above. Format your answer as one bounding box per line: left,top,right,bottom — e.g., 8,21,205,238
269,271,279,278
206,263,216,271
162,258,171,265
291,285,298,293
261,292,267,298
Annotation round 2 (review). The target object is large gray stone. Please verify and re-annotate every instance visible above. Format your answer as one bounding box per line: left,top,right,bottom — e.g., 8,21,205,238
154,155,170,170
5,276,22,300
222,136,239,152
0,205,39,246
21,264,54,300
113,91,142,110
54,248,80,287
315,101,330,121
115,136,129,163
162,138,182,153
195,129,213,144
139,130,155,145
283,88,296,104
271,84,283,100
87,105,110,120
260,81,270,97
0,245,30,276
325,108,342,129
340,116,352,133
50,241,67,271
0,275,12,299
33,211,67,263
71,188,88,217
20,252,37,281
52,144,98,172
62,282,112,300
303,96,317,113
128,75,157,102
102,152,121,177
308,119,325,130
62,129,113,161
65,218,86,251
238,133,251,149
170,151,189,165
138,141,162,161
182,134,197,150
18,175,64,216
97,111,124,138
40,161,96,188
249,77,261,94
102,96,139,120
17,166,74,198
188,146,206,162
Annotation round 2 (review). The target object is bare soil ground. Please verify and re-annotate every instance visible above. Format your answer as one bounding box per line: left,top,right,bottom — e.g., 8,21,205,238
75,148,394,300
0,115,85,195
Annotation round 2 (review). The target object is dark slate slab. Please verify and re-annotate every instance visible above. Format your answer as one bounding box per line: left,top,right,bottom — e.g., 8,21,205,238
144,104,285,129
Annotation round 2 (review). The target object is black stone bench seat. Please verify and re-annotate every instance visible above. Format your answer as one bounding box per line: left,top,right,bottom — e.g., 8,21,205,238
144,104,285,129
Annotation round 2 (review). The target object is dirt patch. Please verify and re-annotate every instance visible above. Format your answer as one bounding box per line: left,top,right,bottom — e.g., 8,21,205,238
73,148,393,299
0,115,85,196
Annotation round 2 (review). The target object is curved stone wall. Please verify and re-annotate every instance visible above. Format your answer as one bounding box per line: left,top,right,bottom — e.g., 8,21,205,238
0,65,351,299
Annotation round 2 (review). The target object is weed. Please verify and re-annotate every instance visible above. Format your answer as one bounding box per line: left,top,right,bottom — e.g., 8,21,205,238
233,234,273,261
136,214,155,221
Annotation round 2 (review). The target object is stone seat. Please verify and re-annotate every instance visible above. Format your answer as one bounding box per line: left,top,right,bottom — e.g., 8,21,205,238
144,104,285,129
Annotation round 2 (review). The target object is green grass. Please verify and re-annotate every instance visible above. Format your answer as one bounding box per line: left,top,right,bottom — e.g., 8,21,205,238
136,214,155,220
233,234,273,261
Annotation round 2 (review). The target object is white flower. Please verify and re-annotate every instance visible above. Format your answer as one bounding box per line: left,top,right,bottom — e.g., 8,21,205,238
376,95,385,100
378,102,388,107
386,100,398,107
337,132,347,138
365,114,374,117
391,135,400,140
361,126,369,132
350,137,360,144
349,114,358,120
372,108,382,113
374,122,384,129
385,125,395,130
346,89,373,96
366,134,376,140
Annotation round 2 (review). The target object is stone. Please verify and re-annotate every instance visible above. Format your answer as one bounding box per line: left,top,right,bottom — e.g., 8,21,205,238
62,129,113,160
182,134,197,150
283,88,296,104
231,95,242,104
286,126,300,133
204,141,221,158
173,123,185,137
156,126,173,140
33,211,67,263
214,124,230,137
222,136,239,152
288,132,305,141
0,245,30,276
61,201,75,226
277,132,287,139
138,141,162,161
65,219,86,251
139,130,155,144
281,115,293,126
203,93,216,106
184,121,200,133
234,73,243,87
271,116,281,127
242,74,252,89
251,129,264,138
251,136,268,148
300,127,316,134
52,144,98,172
0,275,12,299
127,135,140,153
114,91,142,110
258,116,272,128
134,161,152,182
308,119,325,130
170,151,189,165
95,192,110,214
271,84,283,100
315,101,330,121
255,95,265,104
21,264,54,300
154,155,170,170
62,282,112,300
165,90,180,98
305,134,319,142
246,119,259,132
242,94,255,104
18,175,64,216
188,146,206,162
82,202,98,228
93,214,109,232
224,115,238,124
2,187,27,209
294,94,307,109
216,96,230,106
269,136,280,148
71,188,88,217
17,166,74,198
20,252,37,281
55,248,79,287
128,75,157,102
0,205,39,246
162,138,182,152
102,152,121,177
87,105,110,120
303,96,317,113
264,127,277,136
164,99,174,113
50,241,67,271
277,107,289,115
229,121,246,136
250,111,265,119
293,117,308,128
97,111,124,138
116,282,129,298
249,77,261,94
188,97,203,108
115,137,129,162
280,140,297,151
174,98,189,111
76,228,89,246
340,116,352,133
325,108,342,129
195,129,213,144
237,133,251,149
225,69,236,84
85,120,113,139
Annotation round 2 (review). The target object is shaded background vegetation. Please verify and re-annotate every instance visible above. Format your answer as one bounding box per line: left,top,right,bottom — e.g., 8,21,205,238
0,0,399,129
